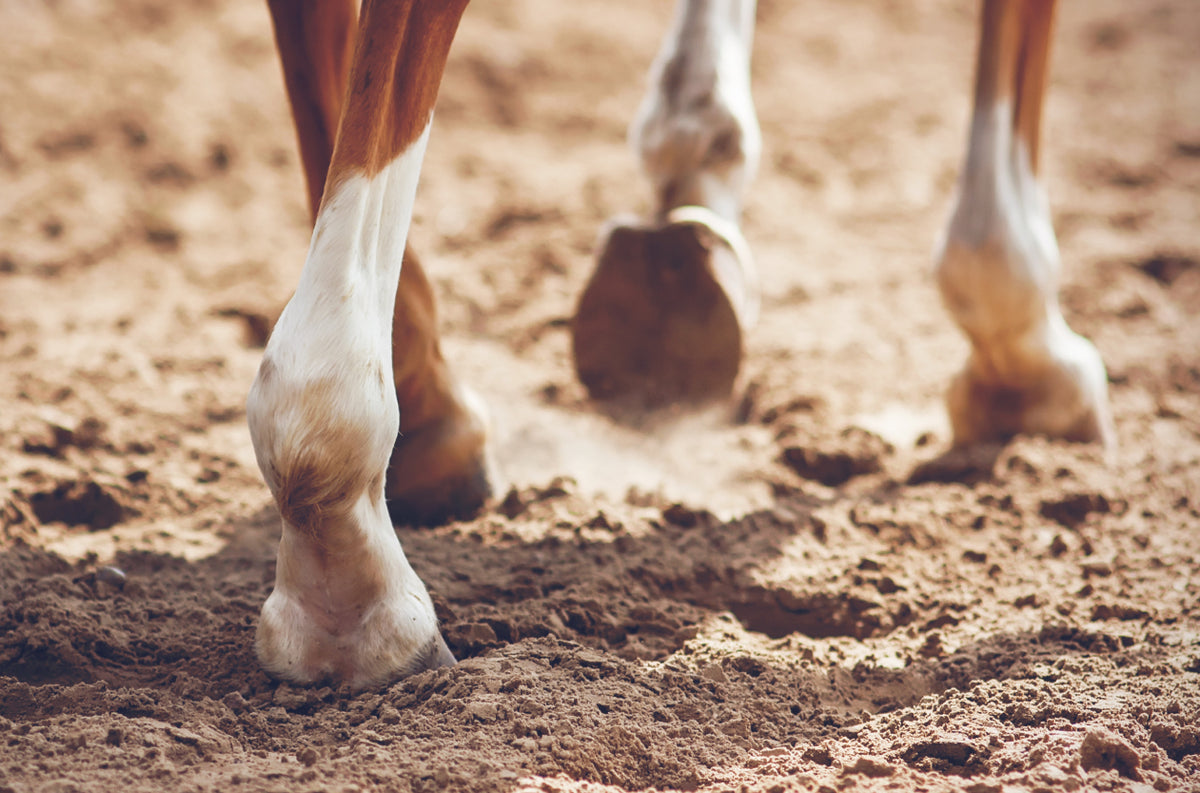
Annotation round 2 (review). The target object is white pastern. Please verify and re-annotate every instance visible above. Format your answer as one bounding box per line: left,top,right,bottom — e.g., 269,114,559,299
256,491,443,688
246,123,451,686
631,0,760,221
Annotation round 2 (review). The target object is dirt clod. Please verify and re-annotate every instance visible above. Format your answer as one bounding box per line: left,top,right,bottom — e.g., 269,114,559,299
781,430,888,487
1080,729,1143,780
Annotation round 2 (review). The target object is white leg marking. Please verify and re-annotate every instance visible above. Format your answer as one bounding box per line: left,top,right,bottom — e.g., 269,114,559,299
247,123,454,687
935,102,1111,444
937,102,1057,360
630,0,760,222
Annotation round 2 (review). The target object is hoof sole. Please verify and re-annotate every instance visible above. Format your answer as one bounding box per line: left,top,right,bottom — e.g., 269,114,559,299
572,207,756,407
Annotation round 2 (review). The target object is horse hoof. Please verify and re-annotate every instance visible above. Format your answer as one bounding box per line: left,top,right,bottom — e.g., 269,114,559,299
572,206,757,408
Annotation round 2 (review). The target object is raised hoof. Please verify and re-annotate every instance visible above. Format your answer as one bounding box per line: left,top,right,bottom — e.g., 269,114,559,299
386,387,494,526
572,206,757,408
946,334,1115,449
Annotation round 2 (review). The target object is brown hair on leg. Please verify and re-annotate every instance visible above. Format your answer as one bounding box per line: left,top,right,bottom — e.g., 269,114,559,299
266,0,358,221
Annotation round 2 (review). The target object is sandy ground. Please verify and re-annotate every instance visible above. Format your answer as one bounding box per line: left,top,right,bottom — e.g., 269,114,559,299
1,0,1199,791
